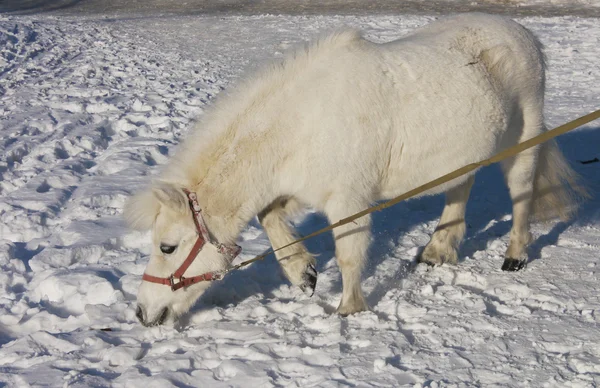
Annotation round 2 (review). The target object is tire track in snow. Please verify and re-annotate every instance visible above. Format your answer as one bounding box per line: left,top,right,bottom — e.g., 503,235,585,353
0,18,232,346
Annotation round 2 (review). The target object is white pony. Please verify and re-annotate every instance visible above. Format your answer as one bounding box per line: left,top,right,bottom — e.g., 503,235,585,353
125,13,583,326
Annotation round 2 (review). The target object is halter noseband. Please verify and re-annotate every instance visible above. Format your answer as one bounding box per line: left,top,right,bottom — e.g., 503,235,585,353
141,189,241,291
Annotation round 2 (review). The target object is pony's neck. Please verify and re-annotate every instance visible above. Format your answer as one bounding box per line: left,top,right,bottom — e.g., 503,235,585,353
179,122,278,245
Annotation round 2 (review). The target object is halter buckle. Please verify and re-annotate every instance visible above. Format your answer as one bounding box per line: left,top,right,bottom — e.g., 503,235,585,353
187,191,202,212
212,269,228,281
169,275,185,291
218,243,242,259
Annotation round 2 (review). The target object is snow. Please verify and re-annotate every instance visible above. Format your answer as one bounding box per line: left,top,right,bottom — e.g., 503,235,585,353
3,0,600,18
1,8,600,388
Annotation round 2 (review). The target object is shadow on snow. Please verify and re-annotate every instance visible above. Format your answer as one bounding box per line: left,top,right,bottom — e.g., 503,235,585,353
0,0,85,14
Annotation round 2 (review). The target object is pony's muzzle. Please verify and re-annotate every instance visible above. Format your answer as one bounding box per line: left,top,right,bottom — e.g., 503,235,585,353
136,304,169,327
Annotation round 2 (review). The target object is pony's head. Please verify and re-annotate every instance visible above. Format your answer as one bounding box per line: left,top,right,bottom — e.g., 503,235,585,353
124,182,231,326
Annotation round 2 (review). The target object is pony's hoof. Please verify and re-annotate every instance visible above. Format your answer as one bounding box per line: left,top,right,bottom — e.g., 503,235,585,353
501,258,526,271
417,255,438,267
417,246,458,267
417,250,440,266
336,300,369,316
299,264,317,296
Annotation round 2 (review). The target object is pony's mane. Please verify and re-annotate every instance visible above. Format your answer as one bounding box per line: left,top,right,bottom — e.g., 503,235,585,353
161,29,363,187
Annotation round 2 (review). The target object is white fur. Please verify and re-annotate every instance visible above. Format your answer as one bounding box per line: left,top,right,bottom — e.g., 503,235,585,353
125,13,583,324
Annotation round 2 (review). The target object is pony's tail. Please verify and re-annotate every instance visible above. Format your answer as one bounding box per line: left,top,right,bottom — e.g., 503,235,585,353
531,138,589,221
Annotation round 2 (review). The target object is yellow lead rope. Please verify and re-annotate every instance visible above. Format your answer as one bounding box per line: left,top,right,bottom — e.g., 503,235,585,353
229,109,600,272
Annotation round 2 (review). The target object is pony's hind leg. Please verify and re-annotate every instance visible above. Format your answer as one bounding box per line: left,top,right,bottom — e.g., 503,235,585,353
324,195,370,315
258,197,317,295
500,147,537,271
419,176,474,266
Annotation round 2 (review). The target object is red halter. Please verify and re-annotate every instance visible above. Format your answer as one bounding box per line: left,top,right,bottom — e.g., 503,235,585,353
141,189,241,291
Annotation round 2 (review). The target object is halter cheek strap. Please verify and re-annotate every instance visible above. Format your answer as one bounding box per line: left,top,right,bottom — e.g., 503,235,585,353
141,189,241,291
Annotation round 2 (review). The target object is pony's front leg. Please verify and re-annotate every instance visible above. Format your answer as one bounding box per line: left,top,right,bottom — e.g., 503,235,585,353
325,197,370,315
258,198,317,295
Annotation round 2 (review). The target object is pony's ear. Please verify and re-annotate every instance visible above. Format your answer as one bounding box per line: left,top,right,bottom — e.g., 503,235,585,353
151,181,189,214
124,190,160,230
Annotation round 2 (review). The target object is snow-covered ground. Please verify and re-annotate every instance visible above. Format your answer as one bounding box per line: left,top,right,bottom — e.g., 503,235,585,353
3,0,600,18
1,9,599,388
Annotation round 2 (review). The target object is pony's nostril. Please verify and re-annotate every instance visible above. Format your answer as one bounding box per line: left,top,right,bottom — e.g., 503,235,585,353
136,305,168,326
135,305,145,323
157,307,169,325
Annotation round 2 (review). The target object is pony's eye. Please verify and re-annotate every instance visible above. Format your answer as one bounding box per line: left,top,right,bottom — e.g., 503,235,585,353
160,244,177,254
